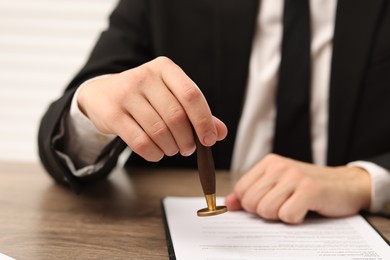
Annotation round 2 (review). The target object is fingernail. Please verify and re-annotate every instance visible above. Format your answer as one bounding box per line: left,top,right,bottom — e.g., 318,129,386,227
203,132,216,146
182,146,195,157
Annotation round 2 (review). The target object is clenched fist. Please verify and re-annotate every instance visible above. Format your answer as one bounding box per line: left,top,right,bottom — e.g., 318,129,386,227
77,56,228,161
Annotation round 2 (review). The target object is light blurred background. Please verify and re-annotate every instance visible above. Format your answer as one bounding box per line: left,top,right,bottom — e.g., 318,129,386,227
0,0,119,162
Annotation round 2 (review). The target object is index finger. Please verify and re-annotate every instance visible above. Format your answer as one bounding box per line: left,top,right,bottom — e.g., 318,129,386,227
156,57,217,146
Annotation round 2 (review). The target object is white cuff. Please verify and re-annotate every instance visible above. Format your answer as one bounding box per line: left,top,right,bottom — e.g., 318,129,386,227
68,76,116,164
70,80,116,138
54,108,113,178
54,75,118,177
348,160,390,215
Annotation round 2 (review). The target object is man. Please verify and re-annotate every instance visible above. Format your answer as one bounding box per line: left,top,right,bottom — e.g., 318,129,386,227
38,0,390,223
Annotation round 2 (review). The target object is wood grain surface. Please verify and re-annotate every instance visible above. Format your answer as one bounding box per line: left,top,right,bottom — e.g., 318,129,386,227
0,162,388,259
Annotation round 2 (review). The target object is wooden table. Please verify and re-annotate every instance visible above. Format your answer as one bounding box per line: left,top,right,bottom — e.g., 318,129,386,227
0,162,389,259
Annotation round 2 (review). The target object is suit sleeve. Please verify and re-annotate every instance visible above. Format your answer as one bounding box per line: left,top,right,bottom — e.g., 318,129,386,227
367,154,390,170
38,0,152,193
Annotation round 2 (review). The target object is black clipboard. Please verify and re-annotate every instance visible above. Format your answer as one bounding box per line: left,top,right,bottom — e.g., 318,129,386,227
362,213,390,245
161,200,177,260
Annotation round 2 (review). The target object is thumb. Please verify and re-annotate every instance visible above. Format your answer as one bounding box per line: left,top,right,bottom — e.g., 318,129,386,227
225,193,242,211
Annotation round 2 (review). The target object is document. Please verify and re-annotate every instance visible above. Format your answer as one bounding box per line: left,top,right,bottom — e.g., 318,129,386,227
162,197,390,260
0,253,14,260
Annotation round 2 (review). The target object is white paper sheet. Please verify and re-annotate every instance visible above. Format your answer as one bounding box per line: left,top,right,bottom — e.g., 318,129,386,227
0,253,15,260
163,196,390,260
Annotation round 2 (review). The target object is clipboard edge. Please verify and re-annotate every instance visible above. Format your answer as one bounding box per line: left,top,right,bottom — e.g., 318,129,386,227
161,198,177,260
361,213,390,245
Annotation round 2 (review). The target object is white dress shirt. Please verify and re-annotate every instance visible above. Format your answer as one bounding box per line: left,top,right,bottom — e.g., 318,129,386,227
232,0,334,172
58,0,390,214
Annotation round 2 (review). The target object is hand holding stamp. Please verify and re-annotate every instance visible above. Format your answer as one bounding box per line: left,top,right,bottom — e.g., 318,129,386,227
194,134,227,217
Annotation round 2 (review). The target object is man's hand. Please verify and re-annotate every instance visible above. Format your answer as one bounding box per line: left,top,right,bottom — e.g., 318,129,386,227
225,154,371,224
77,56,228,161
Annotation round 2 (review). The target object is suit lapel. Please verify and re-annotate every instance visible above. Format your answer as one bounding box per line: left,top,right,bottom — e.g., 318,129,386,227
327,0,385,165
212,0,259,167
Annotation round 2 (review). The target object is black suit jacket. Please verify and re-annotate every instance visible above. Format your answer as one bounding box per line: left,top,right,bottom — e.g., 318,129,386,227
38,0,390,193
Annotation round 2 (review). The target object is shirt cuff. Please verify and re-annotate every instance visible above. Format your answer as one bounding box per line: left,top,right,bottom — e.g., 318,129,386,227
70,78,116,143
54,75,117,177
53,108,114,178
348,160,390,215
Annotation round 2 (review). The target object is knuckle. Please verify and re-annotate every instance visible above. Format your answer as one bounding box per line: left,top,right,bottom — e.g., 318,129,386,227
115,84,132,102
166,105,187,125
130,134,151,155
149,121,169,140
263,153,281,164
182,84,201,103
155,56,173,66
194,116,214,134
178,133,195,150
257,204,277,220
130,134,164,162
132,66,153,84
273,161,289,173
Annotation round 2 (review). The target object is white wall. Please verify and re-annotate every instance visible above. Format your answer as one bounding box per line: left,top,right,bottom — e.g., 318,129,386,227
0,0,119,162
